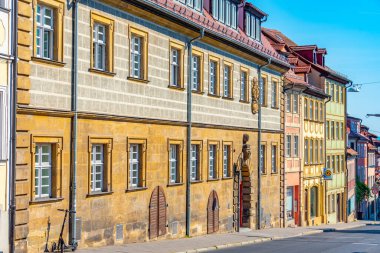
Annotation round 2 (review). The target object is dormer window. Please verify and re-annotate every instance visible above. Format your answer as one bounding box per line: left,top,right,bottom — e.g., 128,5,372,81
313,50,317,64
177,0,202,12
212,0,237,29
245,12,261,41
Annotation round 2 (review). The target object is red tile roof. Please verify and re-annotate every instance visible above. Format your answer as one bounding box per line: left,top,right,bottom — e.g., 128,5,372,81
347,148,358,156
285,70,307,85
294,66,311,74
149,0,288,65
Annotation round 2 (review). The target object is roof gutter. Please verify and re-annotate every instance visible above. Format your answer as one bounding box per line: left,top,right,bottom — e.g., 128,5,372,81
127,0,290,69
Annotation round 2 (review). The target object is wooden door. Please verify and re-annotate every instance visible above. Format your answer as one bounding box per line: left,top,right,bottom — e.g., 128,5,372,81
149,186,167,239
207,190,219,234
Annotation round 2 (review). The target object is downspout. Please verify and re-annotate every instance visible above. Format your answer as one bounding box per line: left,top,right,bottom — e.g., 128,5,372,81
257,58,271,230
323,95,331,223
281,76,287,228
70,0,80,247
343,82,351,222
9,0,18,251
186,28,204,237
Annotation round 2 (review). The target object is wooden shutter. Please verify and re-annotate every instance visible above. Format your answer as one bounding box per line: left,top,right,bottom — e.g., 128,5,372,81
207,190,219,234
213,191,219,233
158,187,167,236
149,187,158,239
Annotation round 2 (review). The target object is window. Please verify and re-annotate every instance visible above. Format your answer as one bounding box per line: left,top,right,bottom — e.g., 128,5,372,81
35,144,52,198
340,155,344,172
286,93,291,112
315,101,319,122
310,139,314,164
310,186,318,217
223,63,233,98
209,56,220,96
304,98,308,119
271,145,278,173
286,187,294,219
0,89,6,160
245,11,261,41
294,136,299,157
0,0,6,8
309,100,313,120
330,84,334,102
192,50,204,92
319,102,323,121
293,94,299,114
260,76,267,106
169,42,184,88
223,144,232,178
240,69,248,101
331,121,335,139
129,27,148,80
190,144,201,181
93,23,106,70
340,87,344,103
260,144,266,174
327,156,330,169
326,121,330,139
90,144,105,192
127,138,146,190
209,144,218,179
304,139,309,165
271,79,278,108
340,122,344,140
129,144,142,188
169,144,181,184
33,0,64,63
315,140,318,164
335,85,339,103
336,122,339,140
320,140,323,164
90,11,115,74
212,0,237,28
335,155,339,173
286,135,291,158
331,155,335,173
325,82,329,95
32,136,63,200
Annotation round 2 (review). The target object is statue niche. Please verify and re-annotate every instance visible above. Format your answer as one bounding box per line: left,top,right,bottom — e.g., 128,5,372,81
251,77,259,114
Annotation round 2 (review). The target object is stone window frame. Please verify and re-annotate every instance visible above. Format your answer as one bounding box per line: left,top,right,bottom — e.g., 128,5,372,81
32,0,65,66
87,137,113,197
89,11,115,77
168,40,185,90
207,140,220,181
222,141,233,179
270,77,279,109
167,139,184,186
239,66,249,103
190,140,203,183
191,48,204,93
208,54,221,97
260,74,268,107
222,60,234,99
271,142,279,174
126,137,147,191
30,136,63,203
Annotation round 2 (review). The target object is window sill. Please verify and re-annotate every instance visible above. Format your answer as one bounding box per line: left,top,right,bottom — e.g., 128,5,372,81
30,197,64,205
222,96,234,101
222,176,233,180
127,76,149,83
239,100,250,104
86,191,113,198
125,187,148,192
190,180,203,184
167,182,184,187
192,90,204,95
32,57,66,67
271,106,279,110
208,93,220,98
168,85,185,91
88,68,116,77
207,178,220,182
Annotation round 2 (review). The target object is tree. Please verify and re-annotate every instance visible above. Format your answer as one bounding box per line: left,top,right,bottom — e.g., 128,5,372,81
356,181,371,205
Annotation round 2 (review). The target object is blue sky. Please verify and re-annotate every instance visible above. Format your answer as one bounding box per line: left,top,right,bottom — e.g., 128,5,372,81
254,0,380,135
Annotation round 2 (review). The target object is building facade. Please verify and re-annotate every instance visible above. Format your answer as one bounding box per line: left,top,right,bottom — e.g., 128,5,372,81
0,0,12,252
13,0,289,252
346,147,357,222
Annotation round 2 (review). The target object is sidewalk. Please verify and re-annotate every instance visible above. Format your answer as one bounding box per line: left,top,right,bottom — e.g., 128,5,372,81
78,221,373,253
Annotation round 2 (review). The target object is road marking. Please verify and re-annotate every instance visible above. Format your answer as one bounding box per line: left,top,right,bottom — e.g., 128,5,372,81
352,243,379,246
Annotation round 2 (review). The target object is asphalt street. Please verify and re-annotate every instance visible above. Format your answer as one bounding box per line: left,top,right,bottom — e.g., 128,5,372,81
208,225,380,253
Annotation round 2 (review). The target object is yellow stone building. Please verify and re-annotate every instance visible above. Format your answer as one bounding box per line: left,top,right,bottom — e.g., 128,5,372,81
13,0,290,252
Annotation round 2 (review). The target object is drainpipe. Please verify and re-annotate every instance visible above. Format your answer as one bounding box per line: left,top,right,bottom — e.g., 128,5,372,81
9,0,18,251
257,58,271,230
186,28,204,237
323,95,331,223
343,82,351,222
70,0,80,247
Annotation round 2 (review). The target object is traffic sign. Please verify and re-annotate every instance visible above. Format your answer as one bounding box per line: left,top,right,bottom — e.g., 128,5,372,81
372,185,379,195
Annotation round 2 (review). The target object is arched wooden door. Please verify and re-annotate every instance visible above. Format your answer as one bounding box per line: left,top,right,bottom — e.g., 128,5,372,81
149,186,167,239
207,190,219,234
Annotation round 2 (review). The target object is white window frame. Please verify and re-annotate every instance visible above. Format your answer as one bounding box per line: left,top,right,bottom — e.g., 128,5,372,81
219,0,224,23
209,60,217,95
192,55,200,91
91,144,104,192
231,4,237,28
35,144,52,198
223,65,231,97
169,144,179,183
190,144,199,181
225,0,231,26
93,23,106,71
286,135,291,158
131,35,142,79
240,71,247,101
293,94,299,114
223,145,230,177
294,136,299,157
36,4,54,60
212,0,219,19
170,48,180,87
129,144,141,188
286,93,291,112
0,88,7,160
209,145,217,179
